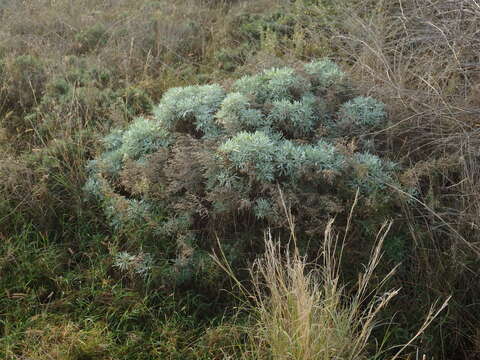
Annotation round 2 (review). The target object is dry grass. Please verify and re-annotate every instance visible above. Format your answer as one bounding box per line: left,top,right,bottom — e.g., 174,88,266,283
214,193,449,359
5,316,112,360
312,0,480,232
243,226,396,360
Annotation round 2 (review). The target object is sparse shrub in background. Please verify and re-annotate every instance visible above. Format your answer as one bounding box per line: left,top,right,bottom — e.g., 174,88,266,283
121,86,153,118
74,24,108,54
85,59,410,289
214,44,251,72
1,55,47,139
34,60,152,142
0,54,155,152
4,55,46,111
0,135,95,234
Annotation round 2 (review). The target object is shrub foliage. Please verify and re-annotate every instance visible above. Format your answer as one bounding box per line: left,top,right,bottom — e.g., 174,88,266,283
85,59,409,283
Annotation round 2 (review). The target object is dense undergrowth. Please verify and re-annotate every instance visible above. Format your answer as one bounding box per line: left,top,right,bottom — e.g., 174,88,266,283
1,0,479,359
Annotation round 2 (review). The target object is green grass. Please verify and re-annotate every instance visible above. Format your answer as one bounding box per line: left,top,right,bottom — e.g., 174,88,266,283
0,226,235,359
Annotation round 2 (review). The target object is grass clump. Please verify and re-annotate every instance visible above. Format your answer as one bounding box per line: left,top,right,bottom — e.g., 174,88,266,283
214,198,449,360
244,230,395,360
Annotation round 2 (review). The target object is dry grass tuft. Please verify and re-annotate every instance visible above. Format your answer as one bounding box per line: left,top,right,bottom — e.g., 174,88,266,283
214,193,449,359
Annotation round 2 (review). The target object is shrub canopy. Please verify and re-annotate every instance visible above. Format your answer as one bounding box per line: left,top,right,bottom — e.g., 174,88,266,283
85,59,409,283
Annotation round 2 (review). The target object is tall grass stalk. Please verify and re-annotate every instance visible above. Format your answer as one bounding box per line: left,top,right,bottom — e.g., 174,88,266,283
213,192,449,359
